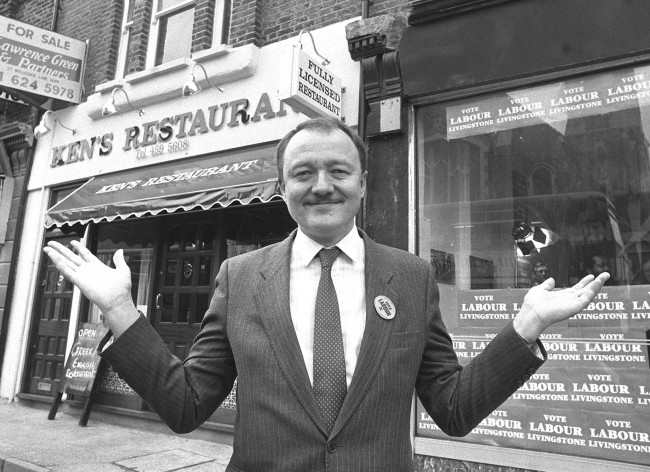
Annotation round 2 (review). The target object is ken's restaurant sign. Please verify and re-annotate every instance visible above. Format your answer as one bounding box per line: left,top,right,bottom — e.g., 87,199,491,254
45,92,290,168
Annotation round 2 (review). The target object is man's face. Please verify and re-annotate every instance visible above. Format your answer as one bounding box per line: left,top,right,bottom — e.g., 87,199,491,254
591,256,609,276
280,128,367,247
533,264,549,283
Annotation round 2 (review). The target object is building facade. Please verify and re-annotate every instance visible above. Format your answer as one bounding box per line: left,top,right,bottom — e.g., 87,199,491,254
0,0,364,440
0,1,649,472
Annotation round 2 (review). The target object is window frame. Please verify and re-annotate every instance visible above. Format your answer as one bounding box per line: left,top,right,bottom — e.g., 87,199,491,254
115,0,230,80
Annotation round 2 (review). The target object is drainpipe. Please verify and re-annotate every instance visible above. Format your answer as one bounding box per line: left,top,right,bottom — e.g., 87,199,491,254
52,0,60,31
357,0,370,229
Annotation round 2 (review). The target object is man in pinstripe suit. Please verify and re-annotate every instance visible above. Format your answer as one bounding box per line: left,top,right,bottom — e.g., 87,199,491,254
44,117,609,472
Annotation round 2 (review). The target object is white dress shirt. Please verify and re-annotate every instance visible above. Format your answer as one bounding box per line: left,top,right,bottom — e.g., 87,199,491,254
289,227,366,387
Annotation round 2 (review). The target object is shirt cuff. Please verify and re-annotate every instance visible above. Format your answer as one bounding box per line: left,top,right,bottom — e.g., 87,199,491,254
98,310,145,353
517,332,543,359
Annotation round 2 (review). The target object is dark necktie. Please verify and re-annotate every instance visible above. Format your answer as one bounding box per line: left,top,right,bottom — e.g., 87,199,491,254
313,247,347,434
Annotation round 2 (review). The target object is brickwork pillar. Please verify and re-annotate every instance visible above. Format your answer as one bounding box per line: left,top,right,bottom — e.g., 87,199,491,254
192,0,216,52
125,0,153,74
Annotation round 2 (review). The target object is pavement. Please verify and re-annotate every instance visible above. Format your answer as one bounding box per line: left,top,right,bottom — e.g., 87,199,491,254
0,399,233,472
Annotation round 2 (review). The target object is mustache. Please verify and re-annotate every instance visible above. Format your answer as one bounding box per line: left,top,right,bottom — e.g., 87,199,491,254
304,198,341,205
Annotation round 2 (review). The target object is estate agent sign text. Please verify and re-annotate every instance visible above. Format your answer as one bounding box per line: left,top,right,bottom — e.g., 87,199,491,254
0,15,87,103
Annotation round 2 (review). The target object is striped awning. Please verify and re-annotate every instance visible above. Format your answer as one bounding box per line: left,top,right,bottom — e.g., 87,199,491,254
45,143,282,228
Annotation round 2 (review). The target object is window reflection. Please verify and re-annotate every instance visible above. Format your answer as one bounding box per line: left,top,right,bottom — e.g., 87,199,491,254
417,75,650,290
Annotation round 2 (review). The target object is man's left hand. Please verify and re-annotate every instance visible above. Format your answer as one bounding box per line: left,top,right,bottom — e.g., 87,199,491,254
514,273,610,342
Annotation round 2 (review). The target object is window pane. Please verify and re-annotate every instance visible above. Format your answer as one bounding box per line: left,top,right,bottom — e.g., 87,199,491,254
181,258,194,286
90,220,156,323
415,65,650,467
155,7,194,66
167,228,181,252
199,225,215,251
183,225,197,251
159,0,189,11
198,256,212,286
164,259,177,286
195,293,209,324
178,294,191,323
161,293,173,322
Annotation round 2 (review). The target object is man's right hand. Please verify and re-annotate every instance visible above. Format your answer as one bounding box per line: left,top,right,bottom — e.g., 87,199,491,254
43,240,139,337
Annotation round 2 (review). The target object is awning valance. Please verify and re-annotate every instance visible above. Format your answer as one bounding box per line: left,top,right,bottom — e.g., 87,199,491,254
45,143,282,228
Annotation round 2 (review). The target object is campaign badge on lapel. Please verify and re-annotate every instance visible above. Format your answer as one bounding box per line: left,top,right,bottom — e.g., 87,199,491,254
374,296,396,320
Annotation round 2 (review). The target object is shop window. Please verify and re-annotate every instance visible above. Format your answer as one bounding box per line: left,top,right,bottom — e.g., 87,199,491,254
116,0,231,79
415,65,650,468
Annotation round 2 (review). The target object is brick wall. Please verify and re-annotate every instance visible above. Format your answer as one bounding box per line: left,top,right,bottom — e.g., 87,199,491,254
0,0,19,18
228,0,366,48
14,0,53,30
56,0,124,95
192,0,217,52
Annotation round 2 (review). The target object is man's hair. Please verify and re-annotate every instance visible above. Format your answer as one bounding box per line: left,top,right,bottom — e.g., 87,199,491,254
533,261,548,271
275,117,368,183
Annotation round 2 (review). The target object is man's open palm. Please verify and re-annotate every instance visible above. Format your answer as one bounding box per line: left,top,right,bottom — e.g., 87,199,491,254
43,240,133,316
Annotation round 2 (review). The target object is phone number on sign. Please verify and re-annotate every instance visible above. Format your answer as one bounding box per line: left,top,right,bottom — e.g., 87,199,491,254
135,139,189,159
7,74,75,99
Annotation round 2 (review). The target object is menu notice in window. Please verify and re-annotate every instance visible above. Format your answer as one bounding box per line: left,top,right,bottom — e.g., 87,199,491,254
416,286,649,466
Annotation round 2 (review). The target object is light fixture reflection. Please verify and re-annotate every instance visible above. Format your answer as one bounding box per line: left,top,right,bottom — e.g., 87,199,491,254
34,111,77,139
102,87,144,117
513,222,557,256
182,62,224,97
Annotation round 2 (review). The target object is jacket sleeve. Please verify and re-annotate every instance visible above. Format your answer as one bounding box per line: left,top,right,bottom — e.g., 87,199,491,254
100,259,237,434
415,264,546,437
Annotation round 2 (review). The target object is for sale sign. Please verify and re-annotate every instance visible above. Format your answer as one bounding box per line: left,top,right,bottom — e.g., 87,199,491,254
0,16,86,103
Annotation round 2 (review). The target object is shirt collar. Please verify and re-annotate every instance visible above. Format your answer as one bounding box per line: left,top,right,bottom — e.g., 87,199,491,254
294,226,364,267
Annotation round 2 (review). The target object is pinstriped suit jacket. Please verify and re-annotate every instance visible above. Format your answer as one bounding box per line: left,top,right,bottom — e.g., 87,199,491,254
102,229,545,472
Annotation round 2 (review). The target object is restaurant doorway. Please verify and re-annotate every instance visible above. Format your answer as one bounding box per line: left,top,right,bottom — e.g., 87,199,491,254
153,214,223,360
24,232,83,397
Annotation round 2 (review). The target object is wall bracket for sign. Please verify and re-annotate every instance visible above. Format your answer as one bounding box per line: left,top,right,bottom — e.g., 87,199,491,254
48,322,109,427
297,30,331,66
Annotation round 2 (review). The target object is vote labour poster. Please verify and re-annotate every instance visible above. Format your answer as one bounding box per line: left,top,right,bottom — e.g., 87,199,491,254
445,65,650,141
0,16,87,103
62,323,108,396
416,286,650,466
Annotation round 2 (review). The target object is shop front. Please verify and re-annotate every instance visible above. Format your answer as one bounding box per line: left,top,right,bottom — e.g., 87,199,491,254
397,1,650,471
0,20,360,431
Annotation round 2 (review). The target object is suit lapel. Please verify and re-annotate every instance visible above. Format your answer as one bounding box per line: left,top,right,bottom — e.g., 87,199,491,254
254,232,328,435
331,234,398,437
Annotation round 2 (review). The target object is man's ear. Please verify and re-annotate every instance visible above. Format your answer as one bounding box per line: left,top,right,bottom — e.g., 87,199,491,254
279,179,286,197
360,171,368,197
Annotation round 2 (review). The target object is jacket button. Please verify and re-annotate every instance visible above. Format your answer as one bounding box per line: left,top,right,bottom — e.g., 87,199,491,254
528,368,536,374
327,442,337,453
516,380,524,387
